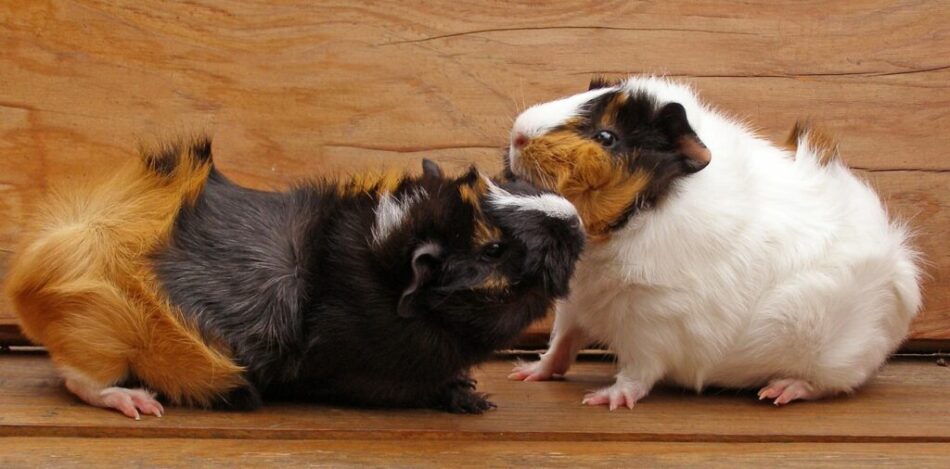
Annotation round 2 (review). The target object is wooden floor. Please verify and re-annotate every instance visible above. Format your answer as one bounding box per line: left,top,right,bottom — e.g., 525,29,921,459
1,351,948,467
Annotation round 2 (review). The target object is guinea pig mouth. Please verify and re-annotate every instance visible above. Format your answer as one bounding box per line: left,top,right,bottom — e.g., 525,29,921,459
505,149,549,189
505,149,521,174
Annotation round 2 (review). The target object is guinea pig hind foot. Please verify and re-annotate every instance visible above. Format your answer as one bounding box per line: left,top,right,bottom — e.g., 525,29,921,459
65,378,164,420
757,378,824,406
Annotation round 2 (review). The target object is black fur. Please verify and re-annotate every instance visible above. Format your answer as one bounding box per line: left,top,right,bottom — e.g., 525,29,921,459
153,156,584,413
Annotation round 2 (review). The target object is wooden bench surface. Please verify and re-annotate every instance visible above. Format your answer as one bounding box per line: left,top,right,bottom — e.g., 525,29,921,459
0,352,948,466
2,440,950,468
0,0,949,345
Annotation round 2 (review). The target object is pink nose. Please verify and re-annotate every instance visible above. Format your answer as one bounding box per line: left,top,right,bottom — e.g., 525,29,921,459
512,133,528,149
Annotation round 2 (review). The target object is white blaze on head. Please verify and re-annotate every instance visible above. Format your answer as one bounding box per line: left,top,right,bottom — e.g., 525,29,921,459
508,87,617,168
485,178,579,221
372,189,427,244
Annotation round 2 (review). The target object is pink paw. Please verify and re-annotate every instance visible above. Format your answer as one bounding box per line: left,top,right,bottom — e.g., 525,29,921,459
582,379,649,410
99,387,165,420
508,359,561,382
758,379,821,406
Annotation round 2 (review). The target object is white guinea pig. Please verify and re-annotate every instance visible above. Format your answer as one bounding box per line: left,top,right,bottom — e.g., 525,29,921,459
506,75,922,409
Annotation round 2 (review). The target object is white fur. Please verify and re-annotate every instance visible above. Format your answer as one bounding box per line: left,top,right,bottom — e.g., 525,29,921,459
514,76,922,400
488,182,579,220
372,189,426,244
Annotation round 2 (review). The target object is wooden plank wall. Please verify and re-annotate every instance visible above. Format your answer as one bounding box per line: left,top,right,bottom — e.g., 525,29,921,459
1,0,948,342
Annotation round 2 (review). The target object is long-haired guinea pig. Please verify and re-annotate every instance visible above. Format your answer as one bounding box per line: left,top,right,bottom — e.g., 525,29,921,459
4,138,585,418
507,75,921,409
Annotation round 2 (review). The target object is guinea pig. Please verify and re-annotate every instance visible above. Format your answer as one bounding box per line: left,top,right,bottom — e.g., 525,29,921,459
506,75,922,409
5,137,585,418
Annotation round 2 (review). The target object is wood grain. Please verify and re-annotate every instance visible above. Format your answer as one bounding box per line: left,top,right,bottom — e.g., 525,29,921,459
0,0,948,341
1,354,948,442
1,439,948,468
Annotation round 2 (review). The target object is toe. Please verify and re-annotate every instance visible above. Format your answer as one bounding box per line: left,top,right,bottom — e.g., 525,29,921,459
128,390,164,417
774,382,814,405
774,391,798,405
103,393,140,420
132,395,163,418
622,388,638,409
608,390,624,411
508,362,537,381
758,379,794,400
509,361,554,382
758,387,780,400
523,372,546,382
582,391,609,406
759,379,822,406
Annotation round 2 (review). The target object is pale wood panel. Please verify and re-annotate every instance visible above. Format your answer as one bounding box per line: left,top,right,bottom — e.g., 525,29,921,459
0,0,948,340
1,354,948,441
1,439,948,468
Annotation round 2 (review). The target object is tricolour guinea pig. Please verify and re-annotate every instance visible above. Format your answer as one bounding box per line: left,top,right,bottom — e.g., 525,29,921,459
506,75,922,409
5,138,585,418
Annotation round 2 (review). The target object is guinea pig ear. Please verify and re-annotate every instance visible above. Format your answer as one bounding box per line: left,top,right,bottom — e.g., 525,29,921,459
459,165,480,184
421,158,444,180
655,102,712,173
397,242,442,318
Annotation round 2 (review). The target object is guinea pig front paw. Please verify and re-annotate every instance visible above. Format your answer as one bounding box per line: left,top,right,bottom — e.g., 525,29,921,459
581,379,650,411
437,385,496,414
507,358,562,382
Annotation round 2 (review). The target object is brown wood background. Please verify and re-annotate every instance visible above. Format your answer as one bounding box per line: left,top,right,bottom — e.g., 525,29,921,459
0,0,948,344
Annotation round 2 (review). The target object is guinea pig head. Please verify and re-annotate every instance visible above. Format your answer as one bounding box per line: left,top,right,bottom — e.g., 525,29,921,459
373,160,584,350
506,77,711,240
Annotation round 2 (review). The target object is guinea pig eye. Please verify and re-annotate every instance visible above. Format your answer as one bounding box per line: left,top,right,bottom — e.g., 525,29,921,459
482,242,506,259
593,130,618,148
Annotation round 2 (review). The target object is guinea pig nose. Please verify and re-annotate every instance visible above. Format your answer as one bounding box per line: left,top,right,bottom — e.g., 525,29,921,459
512,133,528,149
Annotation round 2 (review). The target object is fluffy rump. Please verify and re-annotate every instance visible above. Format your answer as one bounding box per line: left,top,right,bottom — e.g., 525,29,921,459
4,138,246,407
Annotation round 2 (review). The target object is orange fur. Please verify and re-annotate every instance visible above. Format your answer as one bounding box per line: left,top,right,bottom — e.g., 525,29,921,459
4,141,245,407
479,272,510,292
336,169,405,196
458,176,503,245
786,121,840,166
516,131,651,240
598,93,628,128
